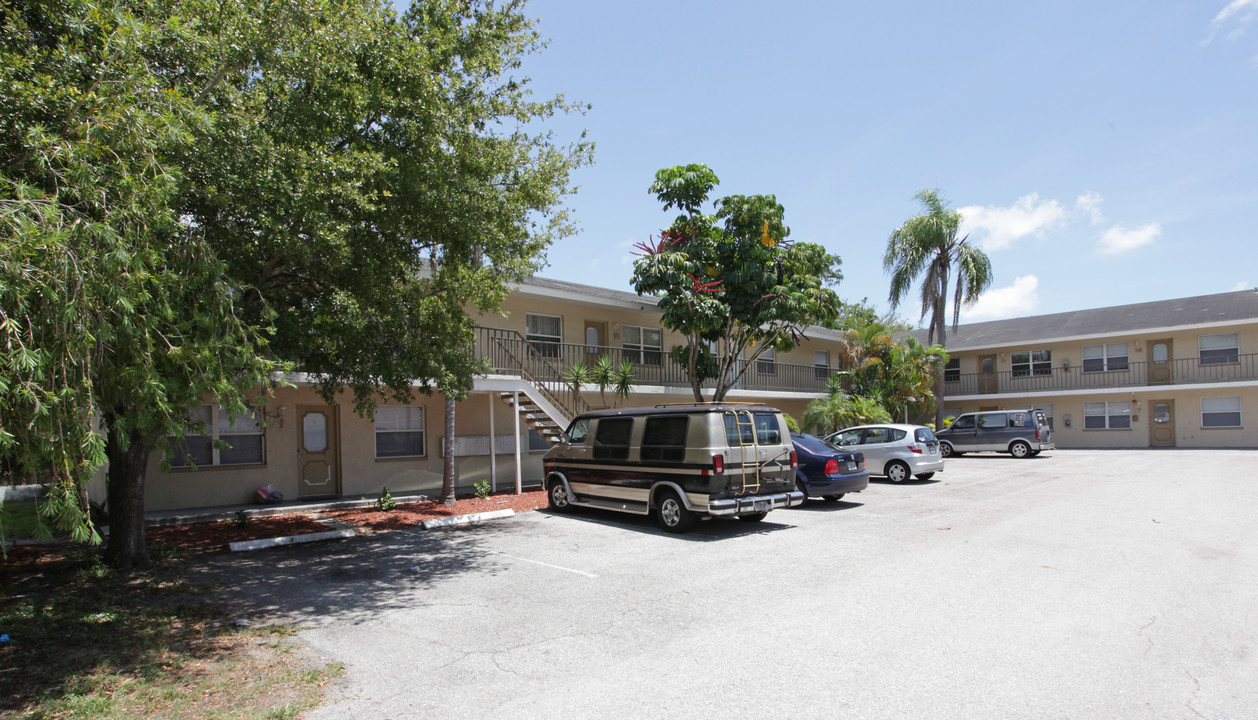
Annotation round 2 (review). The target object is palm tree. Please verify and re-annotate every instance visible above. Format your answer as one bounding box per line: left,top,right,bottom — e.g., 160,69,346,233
884,189,992,426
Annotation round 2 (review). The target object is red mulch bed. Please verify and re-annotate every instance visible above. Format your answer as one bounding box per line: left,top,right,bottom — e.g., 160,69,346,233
1,491,550,563
156,490,549,554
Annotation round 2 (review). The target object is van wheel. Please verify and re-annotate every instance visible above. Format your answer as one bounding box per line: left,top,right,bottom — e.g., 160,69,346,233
737,512,768,522
939,443,956,458
1010,441,1031,458
886,461,910,483
656,490,695,533
822,494,844,502
1029,450,1041,457
547,480,571,512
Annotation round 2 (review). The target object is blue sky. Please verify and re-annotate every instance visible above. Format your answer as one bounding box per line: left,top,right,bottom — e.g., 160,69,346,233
517,0,1258,325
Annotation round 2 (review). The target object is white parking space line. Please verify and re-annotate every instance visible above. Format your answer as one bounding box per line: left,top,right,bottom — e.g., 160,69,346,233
485,550,598,578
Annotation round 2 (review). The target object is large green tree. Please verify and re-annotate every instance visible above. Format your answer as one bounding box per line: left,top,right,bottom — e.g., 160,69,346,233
632,164,843,402
1,0,590,568
884,189,992,427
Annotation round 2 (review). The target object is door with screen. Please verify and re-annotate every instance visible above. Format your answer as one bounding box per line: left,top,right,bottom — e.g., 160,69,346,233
1149,400,1175,447
297,405,341,498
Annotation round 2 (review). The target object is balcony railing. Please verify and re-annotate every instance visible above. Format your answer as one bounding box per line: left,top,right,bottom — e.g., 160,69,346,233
473,327,845,406
944,353,1258,396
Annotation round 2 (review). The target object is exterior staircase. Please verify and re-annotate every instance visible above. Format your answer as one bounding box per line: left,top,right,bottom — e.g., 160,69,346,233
499,392,567,446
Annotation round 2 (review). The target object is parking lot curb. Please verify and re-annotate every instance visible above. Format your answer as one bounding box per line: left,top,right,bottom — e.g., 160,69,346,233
422,509,515,530
228,528,356,552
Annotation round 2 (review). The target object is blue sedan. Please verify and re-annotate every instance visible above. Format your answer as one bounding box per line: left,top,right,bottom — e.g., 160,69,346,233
791,433,869,502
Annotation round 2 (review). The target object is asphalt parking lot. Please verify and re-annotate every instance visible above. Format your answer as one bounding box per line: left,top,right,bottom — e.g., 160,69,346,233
194,449,1258,720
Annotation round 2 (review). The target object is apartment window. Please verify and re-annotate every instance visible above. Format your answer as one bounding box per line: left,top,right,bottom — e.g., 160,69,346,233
168,404,265,467
1084,401,1131,430
375,406,425,458
815,350,830,380
757,347,776,375
944,358,960,383
1011,350,1052,377
1201,397,1241,428
1082,343,1129,372
1199,333,1239,365
526,313,562,358
623,325,662,365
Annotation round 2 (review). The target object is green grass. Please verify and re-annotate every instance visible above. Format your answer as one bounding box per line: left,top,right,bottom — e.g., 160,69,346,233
0,547,342,719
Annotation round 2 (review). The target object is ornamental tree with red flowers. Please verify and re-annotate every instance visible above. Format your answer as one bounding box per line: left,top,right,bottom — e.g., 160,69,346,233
632,164,845,402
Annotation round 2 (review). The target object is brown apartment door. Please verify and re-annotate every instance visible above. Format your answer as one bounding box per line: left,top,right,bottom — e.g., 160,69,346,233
584,320,608,362
1149,400,1175,447
297,405,341,498
978,354,998,394
1148,340,1172,384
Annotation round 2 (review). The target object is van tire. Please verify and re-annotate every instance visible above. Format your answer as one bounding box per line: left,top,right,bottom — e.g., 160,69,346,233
939,442,957,458
886,460,910,483
547,480,571,512
737,512,768,522
656,489,695,533
1010,441,1031,458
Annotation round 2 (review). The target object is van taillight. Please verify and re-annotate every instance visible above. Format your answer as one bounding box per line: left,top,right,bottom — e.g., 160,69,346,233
824,459,838,474
790,451,798,469
712,454,724,475
1035,427,1041,440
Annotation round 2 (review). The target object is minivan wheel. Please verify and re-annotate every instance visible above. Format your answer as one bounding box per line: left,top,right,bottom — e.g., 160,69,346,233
547,480,571,512
939,442,955,458
1010,441,1032,458
886,461,910,483
656,490,695,533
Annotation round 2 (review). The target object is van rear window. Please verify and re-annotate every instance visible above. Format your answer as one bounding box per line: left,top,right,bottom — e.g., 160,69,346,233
641,416,688,463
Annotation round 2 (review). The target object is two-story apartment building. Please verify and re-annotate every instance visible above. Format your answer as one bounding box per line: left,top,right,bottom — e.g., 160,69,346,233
911,289,1258,450
133,276,847,512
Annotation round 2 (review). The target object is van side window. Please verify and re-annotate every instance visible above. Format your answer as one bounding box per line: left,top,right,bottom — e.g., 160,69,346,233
978,413,1008,429
951,415,975,430
565,418,590,444
593,418,633,460
753,414,782,445
724,414,755,446
641,416,688,463
1009,411,1032,428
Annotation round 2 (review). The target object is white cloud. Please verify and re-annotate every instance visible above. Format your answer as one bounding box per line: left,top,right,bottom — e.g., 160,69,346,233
1076,191,1106,226
1098,222,1161,254
1205,0,1258,44
1231,281,1253,291
958,193,1066,251
959,275,1040,322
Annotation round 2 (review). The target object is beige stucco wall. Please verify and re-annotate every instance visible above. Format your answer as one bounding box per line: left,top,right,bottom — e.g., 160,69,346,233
141,385,547,512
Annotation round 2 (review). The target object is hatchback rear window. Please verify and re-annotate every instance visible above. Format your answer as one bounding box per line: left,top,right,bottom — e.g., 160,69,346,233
914,428,937,443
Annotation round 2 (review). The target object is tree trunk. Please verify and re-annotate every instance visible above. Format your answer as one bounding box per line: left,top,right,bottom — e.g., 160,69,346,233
934,309,948,430
441,395,457,505
103,412,151,572
688,342,704,402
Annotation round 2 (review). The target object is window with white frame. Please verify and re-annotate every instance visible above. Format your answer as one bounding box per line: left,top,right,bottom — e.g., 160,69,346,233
168,404,265,467
1082,343,1129,372
944,358,960,383
814,350,830,380
623,325,662,365
1201,397,1241,428
1011,349,1052,377
1083,401,1131,430
1199,333,1239,365
375,406,426,458
757,347,776,375
526,313,562,358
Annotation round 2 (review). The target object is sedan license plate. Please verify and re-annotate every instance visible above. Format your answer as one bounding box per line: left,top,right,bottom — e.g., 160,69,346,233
846,461,858,472
753,500,770,512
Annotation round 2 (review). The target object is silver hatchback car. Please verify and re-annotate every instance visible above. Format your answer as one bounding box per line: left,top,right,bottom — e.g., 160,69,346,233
825,424,945,482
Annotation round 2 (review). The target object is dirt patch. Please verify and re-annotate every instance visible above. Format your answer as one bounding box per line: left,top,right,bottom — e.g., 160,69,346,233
322,490,548,532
